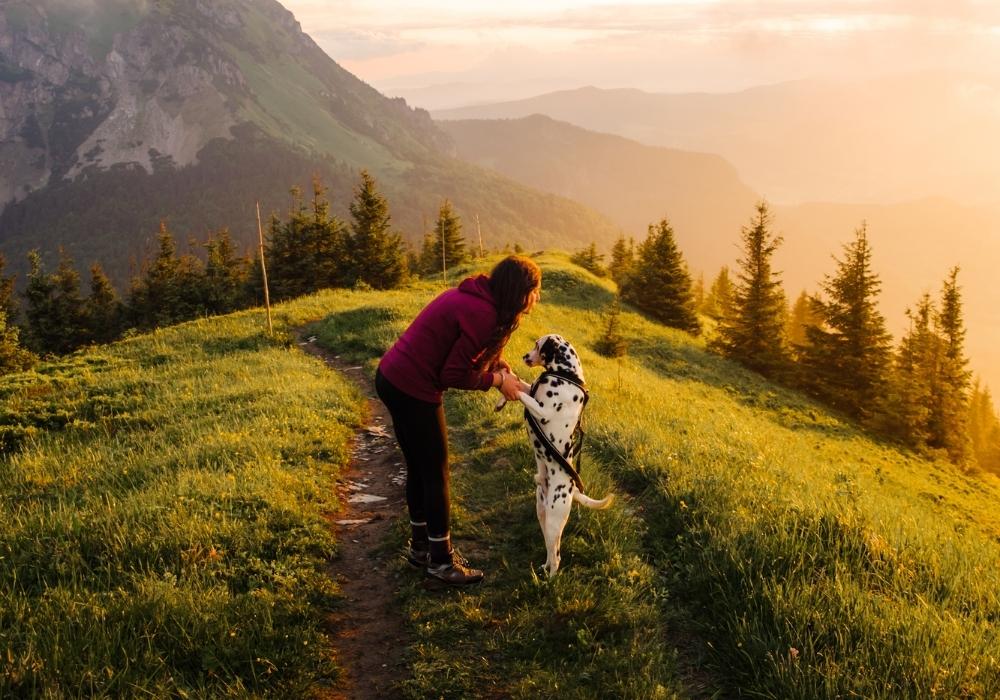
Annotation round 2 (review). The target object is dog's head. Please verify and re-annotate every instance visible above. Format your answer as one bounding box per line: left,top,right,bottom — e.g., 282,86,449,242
523,334,584,381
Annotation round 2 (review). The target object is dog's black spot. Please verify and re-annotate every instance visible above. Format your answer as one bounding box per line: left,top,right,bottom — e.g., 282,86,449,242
549,433,555,441
546,390,553,397
534,439,541,448
538,402,544,408
556,405,561,412
572,395,578,402
540,418,548,425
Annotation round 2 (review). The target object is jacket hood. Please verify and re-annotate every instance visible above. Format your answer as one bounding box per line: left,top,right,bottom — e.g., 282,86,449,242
457,275,495,305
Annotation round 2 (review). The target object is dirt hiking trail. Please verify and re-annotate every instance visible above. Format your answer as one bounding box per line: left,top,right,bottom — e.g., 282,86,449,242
298,333,411,700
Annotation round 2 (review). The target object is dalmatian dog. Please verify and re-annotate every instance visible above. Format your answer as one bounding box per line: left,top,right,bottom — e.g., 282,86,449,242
500,334,614,575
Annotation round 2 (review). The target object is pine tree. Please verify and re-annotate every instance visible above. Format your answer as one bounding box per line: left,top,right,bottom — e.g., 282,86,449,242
0,309,33,374
0,254,16,321
24,249,88,354
595,295,628,358
692,272,705,312
128,222,205,328
883,293,936,446
203,228,250,314
346,170,406,289
799,223,892,421
417,231,440,277
786,289,820,349
620,219,700,334
702,266,735,320
595,295,628,390
435,200,467,271
570,243,607,277
608,234,635,287
85,263,123,344
267,181,349,299
714,202,790,377
969,381,1000,473
928,267,972,463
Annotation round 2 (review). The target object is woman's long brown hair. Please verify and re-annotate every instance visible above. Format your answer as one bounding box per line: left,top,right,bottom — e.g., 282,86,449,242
477,255,541,370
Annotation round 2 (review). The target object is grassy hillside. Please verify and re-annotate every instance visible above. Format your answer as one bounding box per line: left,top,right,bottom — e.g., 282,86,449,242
314,254,1000,698
0,294,369,696
2,254,998,697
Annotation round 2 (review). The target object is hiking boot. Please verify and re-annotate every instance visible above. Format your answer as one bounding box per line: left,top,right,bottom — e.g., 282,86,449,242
406,541,429,568
425,557,484,587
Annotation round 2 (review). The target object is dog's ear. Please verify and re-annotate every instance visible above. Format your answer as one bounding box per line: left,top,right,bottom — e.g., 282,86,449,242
540,336,558,364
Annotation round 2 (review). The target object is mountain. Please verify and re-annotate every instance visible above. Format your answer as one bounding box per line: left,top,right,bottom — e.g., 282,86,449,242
433,75,1000,207
440,115,759,255
437,114,1000,393
0,0,618,282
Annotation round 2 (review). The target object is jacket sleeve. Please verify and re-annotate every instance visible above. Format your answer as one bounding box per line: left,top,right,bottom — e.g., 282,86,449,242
439,320,495,392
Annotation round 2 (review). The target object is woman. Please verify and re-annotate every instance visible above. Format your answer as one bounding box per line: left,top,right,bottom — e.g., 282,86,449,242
375,255,541,586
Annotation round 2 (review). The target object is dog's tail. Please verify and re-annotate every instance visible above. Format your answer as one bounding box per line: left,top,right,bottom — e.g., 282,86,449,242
573,491,614,509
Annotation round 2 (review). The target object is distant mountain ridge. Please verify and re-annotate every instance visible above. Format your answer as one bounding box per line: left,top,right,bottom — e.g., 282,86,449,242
439,114,1000,393
0,0,618,281
434,75,1000,207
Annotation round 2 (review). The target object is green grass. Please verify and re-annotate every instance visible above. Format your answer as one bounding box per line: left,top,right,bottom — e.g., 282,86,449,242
313,253,1000,698
3,254,999,697
0,297,368,696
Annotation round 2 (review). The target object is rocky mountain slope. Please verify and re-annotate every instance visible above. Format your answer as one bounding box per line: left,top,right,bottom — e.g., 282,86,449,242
0,0,617,280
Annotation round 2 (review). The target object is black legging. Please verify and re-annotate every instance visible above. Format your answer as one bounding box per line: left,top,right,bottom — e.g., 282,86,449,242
374,369,450,538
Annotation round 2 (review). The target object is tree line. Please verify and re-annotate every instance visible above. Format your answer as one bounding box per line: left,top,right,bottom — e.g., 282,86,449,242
575,202,1000,474
0,170,489,371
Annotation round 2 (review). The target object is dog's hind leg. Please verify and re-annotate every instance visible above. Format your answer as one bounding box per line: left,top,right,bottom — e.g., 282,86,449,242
542,490,573,576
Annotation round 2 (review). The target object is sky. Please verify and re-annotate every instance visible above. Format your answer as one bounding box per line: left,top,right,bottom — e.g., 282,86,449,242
283,0,1000,104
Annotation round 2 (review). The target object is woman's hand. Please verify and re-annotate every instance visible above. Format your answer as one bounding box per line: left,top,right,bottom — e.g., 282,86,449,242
499,371,523,401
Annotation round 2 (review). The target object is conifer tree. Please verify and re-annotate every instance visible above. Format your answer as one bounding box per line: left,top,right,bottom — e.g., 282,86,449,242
595,295,628,358
927,267,972,463
346,170,406,289
702,266,735,320
203,228,250,314
799,224,892,421
434,200,467,270
596,295,628,389
786,289,820,349
969,381,1000,473
620,219,700,334
267,181,349,299
24,248,88,354
608,234,635,287
692,272,705,312
128,222,205,328
417,231,440,277
570,243,607,277
0,309,33,374
714,203,790,377
85,263,123,344
0,254,16,321
883,293,936,446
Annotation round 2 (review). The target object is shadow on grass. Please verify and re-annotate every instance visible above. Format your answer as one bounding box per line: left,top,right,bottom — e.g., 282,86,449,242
310,306,406,364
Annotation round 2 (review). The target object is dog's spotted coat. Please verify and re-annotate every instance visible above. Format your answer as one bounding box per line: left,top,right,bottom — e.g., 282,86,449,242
511,334,613,575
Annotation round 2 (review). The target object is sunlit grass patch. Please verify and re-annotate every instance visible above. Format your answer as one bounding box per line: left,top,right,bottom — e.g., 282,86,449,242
315,252,1000,698
0,297,365,696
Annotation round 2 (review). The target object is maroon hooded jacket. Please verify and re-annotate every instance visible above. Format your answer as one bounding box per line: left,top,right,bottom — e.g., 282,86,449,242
378,275,499,404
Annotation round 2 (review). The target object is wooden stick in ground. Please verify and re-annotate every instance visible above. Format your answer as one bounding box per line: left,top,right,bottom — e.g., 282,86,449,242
256,200,274,336
476,213,484,258
440,216,447,285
